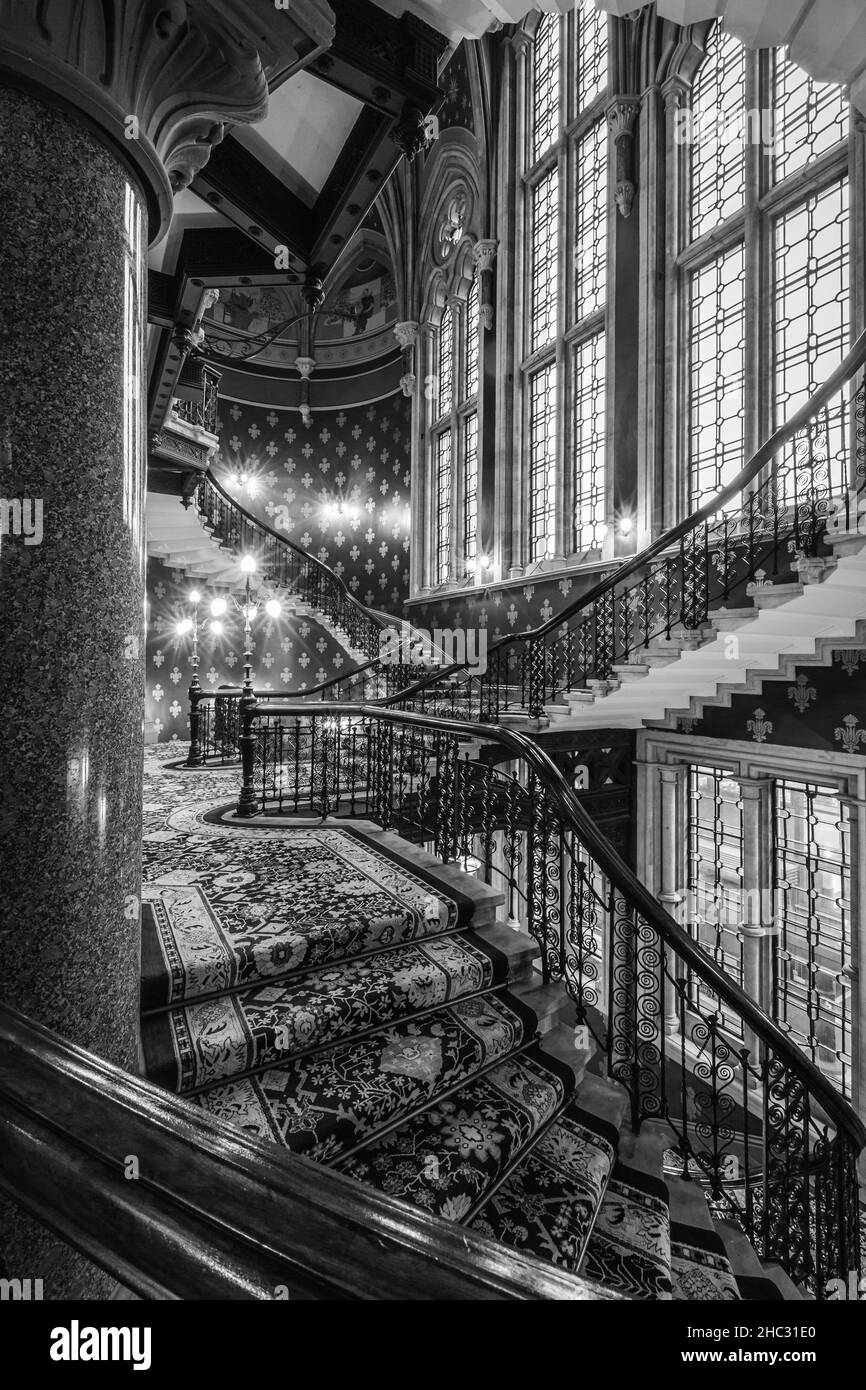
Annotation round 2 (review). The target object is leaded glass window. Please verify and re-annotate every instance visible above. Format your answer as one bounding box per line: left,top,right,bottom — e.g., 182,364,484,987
686,765,745,1038
532,13,560,161
687,245,745,509
463,412,478,566
774,780,852,1099
524,7,608,566
529,170,559,353
572,332,606,553
529,364,557,563
434,430,452,585
679,28,852,515
428,275,482,587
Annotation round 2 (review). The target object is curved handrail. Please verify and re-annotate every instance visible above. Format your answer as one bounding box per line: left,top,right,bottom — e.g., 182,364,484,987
0,1002,614,1301
204,468,392,634
384,327,866,706
245,699,866,1151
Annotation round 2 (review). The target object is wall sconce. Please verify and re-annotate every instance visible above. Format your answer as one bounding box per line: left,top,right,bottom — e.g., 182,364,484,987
619,516,633,537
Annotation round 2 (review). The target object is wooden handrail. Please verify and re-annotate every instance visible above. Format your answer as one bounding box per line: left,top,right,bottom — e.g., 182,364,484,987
0,1003,618,1301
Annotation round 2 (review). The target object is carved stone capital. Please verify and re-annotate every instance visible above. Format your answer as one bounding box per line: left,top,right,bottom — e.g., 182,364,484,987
295,356,316,380
399,372,416,399
607,95,641,219
393,321,420,351
0,0,335,243
472,238,498,274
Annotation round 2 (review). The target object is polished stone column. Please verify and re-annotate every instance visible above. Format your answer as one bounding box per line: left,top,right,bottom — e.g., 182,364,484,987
0,86,147,1299
0,0,334,1302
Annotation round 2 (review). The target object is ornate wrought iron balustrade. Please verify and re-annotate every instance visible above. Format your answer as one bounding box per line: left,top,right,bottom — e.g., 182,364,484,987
385,334,866,721
234,699,864,1298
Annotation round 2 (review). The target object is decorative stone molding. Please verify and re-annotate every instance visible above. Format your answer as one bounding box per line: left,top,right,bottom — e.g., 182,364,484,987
394,321,419,399
436,188,471,263
0,0,335,243
607,96,641,219
472,239,498,331
295,355,315,428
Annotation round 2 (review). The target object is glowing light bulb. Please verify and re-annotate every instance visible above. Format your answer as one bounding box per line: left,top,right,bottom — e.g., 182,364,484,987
265,599,281,619
210,620,223,636
240,554,256,574
620,516,633,536
188,589,202,605
210,597,227,617
176,618,192,636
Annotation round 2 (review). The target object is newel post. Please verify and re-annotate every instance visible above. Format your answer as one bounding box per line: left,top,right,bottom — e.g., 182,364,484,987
236,695,260,818
186,680,204,768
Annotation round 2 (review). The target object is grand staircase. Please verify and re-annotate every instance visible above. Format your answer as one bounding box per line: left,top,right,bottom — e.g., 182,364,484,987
140,749,816,1300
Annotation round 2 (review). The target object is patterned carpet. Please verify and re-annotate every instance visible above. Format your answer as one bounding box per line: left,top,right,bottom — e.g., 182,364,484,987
469,1104,618,1270
140,750,801,1301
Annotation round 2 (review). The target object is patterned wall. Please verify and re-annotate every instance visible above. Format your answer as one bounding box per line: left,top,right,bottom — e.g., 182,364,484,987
679,646,866,755
214,392,412,619
145,557,352,744
408,567,614,644
435,44,475,138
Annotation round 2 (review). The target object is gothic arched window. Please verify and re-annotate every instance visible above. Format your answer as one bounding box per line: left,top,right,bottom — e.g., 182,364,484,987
524,6,609,567
430,274,482,586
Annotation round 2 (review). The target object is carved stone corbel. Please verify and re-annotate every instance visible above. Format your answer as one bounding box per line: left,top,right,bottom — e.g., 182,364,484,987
607,96,641,219
296,356,316,428
394,321,419,398
0,0,335,243
472,240,498,331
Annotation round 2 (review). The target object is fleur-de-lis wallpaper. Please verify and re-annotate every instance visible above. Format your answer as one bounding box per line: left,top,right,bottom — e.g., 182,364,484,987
683,646,866,754
214,392,412,618
145,558,353,744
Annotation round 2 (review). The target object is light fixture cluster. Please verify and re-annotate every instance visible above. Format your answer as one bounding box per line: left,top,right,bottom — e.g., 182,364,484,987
174,555,284,695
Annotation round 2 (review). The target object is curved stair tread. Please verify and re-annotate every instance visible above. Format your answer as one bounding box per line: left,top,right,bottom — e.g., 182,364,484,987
141,931,511,1094
141,820,472,1012
191,990,541,1165
336,1048,576,1225
468,1102,620,1274
579,1164,673,1301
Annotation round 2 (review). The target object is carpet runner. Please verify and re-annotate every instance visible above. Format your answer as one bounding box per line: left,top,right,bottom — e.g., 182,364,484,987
142,931,509,1092
336,1048,576,1223
192,992,541,1162
469,1104,618,1271
140,750,798,1301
